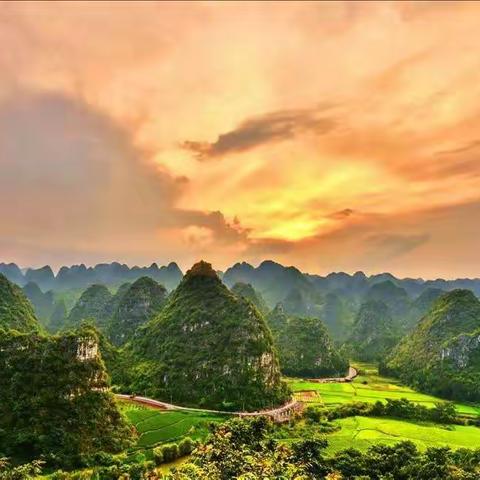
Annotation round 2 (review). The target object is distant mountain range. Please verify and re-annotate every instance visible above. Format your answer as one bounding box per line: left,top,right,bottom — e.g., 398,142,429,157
0,261,183,291
3,259,480,298
3,259,480,346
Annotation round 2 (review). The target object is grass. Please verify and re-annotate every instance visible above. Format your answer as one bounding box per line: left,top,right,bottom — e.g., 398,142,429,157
286,362,480,416
326,416,480,453
119,401,228,449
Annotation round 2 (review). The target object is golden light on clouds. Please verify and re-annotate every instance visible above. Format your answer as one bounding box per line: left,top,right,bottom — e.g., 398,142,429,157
1,1,480,277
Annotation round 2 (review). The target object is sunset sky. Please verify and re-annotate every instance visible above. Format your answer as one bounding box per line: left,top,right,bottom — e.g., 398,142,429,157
1,1,480,278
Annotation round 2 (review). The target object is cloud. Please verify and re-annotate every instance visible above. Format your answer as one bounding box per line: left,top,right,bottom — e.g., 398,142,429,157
0,91,250,266
182,106,336,160
163,210,251,245
365,233,430,260
2,2,480,276
429,140,480,179
327,208,356,220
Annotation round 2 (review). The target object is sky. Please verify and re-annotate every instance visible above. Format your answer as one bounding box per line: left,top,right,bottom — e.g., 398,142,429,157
1,1,480,278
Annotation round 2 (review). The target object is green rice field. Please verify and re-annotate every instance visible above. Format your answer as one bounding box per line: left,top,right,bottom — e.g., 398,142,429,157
119,402,228,449
326,416,480,453
286,363,480,416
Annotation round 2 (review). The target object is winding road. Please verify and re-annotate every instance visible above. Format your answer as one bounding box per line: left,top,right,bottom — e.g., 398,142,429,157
116,393,300,421
116,365,358,422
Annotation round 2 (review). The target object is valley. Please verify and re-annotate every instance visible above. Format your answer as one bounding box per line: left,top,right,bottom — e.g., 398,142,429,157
289,363,480,416
1,260,480,479
115,363,480,461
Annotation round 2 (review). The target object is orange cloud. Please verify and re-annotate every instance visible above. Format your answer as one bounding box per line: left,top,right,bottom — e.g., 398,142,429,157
2,1,480,277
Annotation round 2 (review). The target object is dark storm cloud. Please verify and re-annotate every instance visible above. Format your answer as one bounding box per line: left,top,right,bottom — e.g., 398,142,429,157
182,105,336,160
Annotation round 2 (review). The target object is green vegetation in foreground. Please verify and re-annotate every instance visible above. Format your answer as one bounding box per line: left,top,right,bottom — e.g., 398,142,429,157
139,417,480,479
120,402,227,450
287,362,480,416
326,416,480,453
0,326,131,469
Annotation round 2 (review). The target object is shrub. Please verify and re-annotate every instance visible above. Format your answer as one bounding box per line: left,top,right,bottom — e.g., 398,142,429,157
304,405,324,423
159,443,180,463
178,437,195,456
153,446,164,465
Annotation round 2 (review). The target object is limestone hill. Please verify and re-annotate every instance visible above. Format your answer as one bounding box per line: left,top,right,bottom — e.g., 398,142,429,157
129,261,289,410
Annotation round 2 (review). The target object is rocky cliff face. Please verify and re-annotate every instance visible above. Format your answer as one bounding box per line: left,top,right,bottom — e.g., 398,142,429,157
441,329,480,369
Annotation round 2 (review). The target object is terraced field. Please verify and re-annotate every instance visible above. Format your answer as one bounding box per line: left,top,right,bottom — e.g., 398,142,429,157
287,363,480,416
119,402,228,449
326,416,480,453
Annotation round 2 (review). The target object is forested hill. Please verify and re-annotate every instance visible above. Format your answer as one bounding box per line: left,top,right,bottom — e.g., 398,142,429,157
125,261,289,411
0,274,40,332
386,289,480,402
0,325,131,467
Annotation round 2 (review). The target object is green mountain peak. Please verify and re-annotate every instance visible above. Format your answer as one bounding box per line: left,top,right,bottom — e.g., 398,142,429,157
0,274,40,332
126,262,289,410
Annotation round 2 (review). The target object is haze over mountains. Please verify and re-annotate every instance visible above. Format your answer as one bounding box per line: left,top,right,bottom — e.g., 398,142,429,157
0,261,182,292
4,259,480,299
5,259,480,340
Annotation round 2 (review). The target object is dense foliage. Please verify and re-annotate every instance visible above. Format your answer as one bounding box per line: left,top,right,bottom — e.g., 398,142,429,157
324,398,462,425
346,300,399,361
67,284,114,330
48,299,68,333
267,305,349,378
386,289,480,402
0,326,132,468
127,261,289,410
231,282,269,315
163,417,480,479
153,438,196,465
107,277,167,346
0,274,39,332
